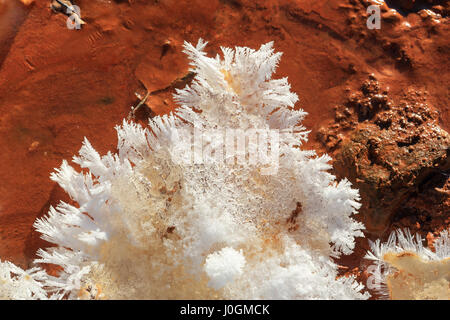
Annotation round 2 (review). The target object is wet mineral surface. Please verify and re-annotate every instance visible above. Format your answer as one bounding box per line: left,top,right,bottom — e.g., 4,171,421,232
321,76,450,235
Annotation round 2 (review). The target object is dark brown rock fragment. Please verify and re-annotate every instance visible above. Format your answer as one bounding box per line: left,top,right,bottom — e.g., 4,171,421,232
329,77,450,235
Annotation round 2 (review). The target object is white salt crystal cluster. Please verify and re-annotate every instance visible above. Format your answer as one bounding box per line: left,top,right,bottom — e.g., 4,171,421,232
1,40,371,299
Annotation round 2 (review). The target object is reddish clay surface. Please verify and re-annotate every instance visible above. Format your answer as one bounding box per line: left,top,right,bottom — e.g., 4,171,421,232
0,0,448,298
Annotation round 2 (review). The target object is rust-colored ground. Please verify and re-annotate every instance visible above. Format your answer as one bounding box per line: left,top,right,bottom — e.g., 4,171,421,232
0,0,448,297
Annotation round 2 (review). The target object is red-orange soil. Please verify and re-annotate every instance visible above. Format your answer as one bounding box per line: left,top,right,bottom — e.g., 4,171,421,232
0,0,448,298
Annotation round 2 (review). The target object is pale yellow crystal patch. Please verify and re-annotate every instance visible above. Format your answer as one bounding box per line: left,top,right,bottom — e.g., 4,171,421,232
383,251,450,300
221,69,242,95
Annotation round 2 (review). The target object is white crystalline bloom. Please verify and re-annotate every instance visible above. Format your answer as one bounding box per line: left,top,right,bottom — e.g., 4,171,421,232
365,229,450,300
3,39,369,299
0,261,47,300
204,247,246,290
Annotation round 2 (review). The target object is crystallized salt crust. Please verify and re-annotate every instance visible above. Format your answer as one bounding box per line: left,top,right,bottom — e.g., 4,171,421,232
3,40,370,299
